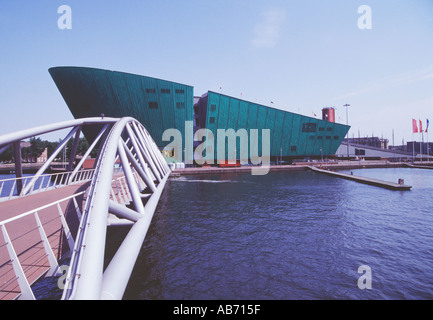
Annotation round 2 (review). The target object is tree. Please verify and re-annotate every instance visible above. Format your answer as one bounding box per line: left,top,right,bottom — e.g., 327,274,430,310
21,137,47,163
0,145,14,162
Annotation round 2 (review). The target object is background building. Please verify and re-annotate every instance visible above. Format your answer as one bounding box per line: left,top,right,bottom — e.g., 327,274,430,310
49,66,194,148
50,66,350,165
195,92,349,163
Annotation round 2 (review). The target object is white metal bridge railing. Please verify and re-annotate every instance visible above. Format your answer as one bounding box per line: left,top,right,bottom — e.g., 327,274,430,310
0,116,171,300
0,191,85,300
0,168,95,202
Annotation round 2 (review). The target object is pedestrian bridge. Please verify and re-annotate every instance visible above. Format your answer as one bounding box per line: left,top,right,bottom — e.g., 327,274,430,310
0,117,171,300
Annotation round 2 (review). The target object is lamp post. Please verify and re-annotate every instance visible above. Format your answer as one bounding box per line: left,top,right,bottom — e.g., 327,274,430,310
343,104,350,159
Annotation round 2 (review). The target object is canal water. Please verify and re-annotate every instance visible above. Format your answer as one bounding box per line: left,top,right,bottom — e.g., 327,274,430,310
114,167,433,300
4,167,432,300
0,173,51,198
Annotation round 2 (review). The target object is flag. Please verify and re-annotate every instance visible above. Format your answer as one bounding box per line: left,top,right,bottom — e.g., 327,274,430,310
426,119,430,133
419,119,423,132
412,119,418,133
312,111,317,117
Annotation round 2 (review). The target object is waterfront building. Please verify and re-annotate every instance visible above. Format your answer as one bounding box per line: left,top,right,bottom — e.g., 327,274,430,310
49,66,350,165
344,136,389,149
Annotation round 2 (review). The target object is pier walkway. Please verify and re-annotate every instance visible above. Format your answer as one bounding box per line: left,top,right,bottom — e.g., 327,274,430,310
307,166,412,190
404,163,433,170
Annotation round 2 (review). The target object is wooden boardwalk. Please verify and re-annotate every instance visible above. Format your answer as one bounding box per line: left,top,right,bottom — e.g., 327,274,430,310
0,182,90,300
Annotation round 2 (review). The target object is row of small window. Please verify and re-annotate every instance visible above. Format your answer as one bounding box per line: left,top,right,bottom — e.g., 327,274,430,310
319,127,333,132
148,102,185,109
309,135,340,140
145,88,185,94
208,118,339,137
302,123,333,133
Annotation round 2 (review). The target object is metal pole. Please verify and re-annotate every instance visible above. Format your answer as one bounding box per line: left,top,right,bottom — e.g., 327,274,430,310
67,127,82,171
343,104,350,159
13,141,23,194
21,126,79,196
1,224,35,300
68,124,110,183
117,140,146,214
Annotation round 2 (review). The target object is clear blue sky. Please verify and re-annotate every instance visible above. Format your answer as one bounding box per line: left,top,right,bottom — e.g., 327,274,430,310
1,0,432,145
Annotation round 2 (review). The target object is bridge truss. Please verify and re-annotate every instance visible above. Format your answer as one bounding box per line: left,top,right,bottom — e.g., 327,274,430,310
0,117,171,300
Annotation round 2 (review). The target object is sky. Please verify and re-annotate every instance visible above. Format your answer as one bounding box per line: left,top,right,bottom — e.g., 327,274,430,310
0,0,432,145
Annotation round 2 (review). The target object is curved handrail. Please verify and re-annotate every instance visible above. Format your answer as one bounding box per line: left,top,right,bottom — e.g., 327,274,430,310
61,117,170,300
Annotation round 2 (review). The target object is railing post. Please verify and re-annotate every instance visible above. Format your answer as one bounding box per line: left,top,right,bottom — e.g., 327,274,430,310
72,197,82,221
33,212,62,277
1,224,35,300
56,203,75,253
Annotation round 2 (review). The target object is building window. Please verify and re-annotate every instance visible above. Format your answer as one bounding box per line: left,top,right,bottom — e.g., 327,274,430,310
319,127,325,132
318,136,323,140
302,123,317,132
161,89,171,94
309,136,315,140
355,149,366,156
146,88,156,93
334,136,339,140
326,136,331,140
291,146,297,152
176,102,185,109
327,127,333,132
210,104,217,111
148,102,158,109
175,89,185,94
209,117,216,124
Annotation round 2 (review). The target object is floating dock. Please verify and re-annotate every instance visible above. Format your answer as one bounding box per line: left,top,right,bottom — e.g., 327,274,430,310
404,163,433,170
307,166,412,191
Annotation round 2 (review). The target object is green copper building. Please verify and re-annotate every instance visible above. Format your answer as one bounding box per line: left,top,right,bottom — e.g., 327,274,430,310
49,66,349,164
49,66,194,148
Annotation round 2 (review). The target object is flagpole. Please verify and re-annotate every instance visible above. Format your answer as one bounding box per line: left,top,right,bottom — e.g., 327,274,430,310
427,119,430,162
419,131,422,163
413,132,415,163
412,119,416,163
422,130,424,163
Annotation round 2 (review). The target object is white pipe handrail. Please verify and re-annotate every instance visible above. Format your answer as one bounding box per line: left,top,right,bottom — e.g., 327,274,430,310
0,116,118,202
0,191,86,227
0,168,95,201
61,117,170,300
0,117,118,149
